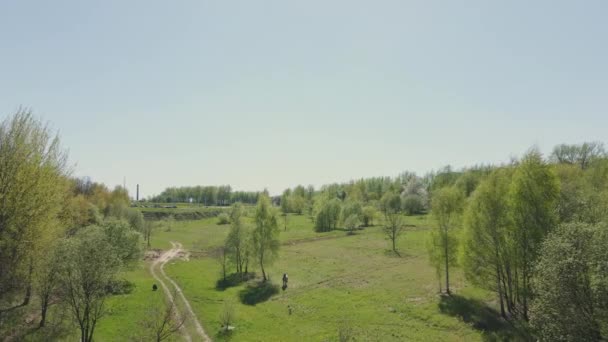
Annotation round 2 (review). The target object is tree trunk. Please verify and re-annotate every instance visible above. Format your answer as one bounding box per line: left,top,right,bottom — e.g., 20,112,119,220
87,323,96,342
496,266,506,318
437,269,442,293
39,294,50,327
260,250,266,281
22,284,32,306
21,259,34,306
444,227,450,295
522,234,529,321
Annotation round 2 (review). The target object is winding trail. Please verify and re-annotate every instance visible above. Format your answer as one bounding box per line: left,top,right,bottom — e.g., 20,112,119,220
150,241,212,342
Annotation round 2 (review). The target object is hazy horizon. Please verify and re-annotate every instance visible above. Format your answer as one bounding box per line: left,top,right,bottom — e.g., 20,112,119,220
2,0,607,197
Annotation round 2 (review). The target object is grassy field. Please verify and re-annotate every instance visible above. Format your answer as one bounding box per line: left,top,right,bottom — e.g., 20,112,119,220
96,264,170,341
146,214,514,341
54,212,520,341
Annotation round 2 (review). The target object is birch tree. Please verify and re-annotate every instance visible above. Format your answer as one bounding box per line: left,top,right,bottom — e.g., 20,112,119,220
252,195,280,282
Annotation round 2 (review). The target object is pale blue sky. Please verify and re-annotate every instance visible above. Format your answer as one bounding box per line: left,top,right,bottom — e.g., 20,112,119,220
1,0,607,197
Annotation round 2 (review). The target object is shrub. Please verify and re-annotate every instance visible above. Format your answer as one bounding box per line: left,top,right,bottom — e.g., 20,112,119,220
402,194,425,215
219,301,235,334
105,279,135,295
343,214,361,235
217,213,230,225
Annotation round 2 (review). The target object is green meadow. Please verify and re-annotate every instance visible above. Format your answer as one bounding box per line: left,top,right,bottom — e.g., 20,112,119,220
88,213,521,341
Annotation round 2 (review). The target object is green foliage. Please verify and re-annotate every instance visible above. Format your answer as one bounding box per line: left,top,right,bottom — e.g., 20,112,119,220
401,176,429,214
35,241,64,328
381,191,402,215
551,141,606,169
105,279,135,295
217,213,230,225
219,300,236,332
252,195,280,281
361,205,378,227
0,110,69,299
509,149,559,319
225,203,250,275
531,222,608,341
381,192,404,253
461,169,513,316
58,226,122,342
281,188,307,215
554,158,608,224
402,194,425,215
152,185,260,205
99,219,142,264
314,198,342,232
343,214,362,234
430,186,464,294
126,208,145,232
280,189,292,214
341,200,363,223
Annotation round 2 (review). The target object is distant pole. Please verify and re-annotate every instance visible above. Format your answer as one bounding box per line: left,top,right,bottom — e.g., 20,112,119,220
136,184,140,202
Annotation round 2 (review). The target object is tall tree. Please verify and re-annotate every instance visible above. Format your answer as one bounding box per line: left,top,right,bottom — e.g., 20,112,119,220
430,186,464,294
0,110,69,304
381,192,404,253
225,203,248,276
361,205,378,227
59,227,121,342
138,288,186,342
509,149,559,320
461,169,514,317
252,195,280,282
314,197,341,232
531,222,608,341
280,189,290,231
551,141,606,169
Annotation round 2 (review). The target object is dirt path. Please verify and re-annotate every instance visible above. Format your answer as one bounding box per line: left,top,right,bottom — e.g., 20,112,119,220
150,241,212,342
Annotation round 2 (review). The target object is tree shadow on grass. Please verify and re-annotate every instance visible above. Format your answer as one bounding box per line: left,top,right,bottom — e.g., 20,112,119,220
215,329,235,342
438,295,532,341
238,281,279,306
216,272,255,291
383,249,409,258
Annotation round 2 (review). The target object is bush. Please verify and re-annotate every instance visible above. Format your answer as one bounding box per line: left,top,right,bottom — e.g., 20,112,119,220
362,206,378,227
314,199,341,232
217,213,230,225
343,214,361,235
402,194,425,215
219,301,235,334
105,279,135,295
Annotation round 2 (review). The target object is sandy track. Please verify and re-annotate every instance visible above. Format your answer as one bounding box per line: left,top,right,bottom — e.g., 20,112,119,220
150,241,211,342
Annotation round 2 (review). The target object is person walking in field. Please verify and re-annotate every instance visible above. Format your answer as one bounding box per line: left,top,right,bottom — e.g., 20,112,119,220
282,273,289,290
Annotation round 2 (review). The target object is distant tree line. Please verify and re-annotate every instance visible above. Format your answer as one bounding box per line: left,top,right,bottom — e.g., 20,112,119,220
150,185,262,206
